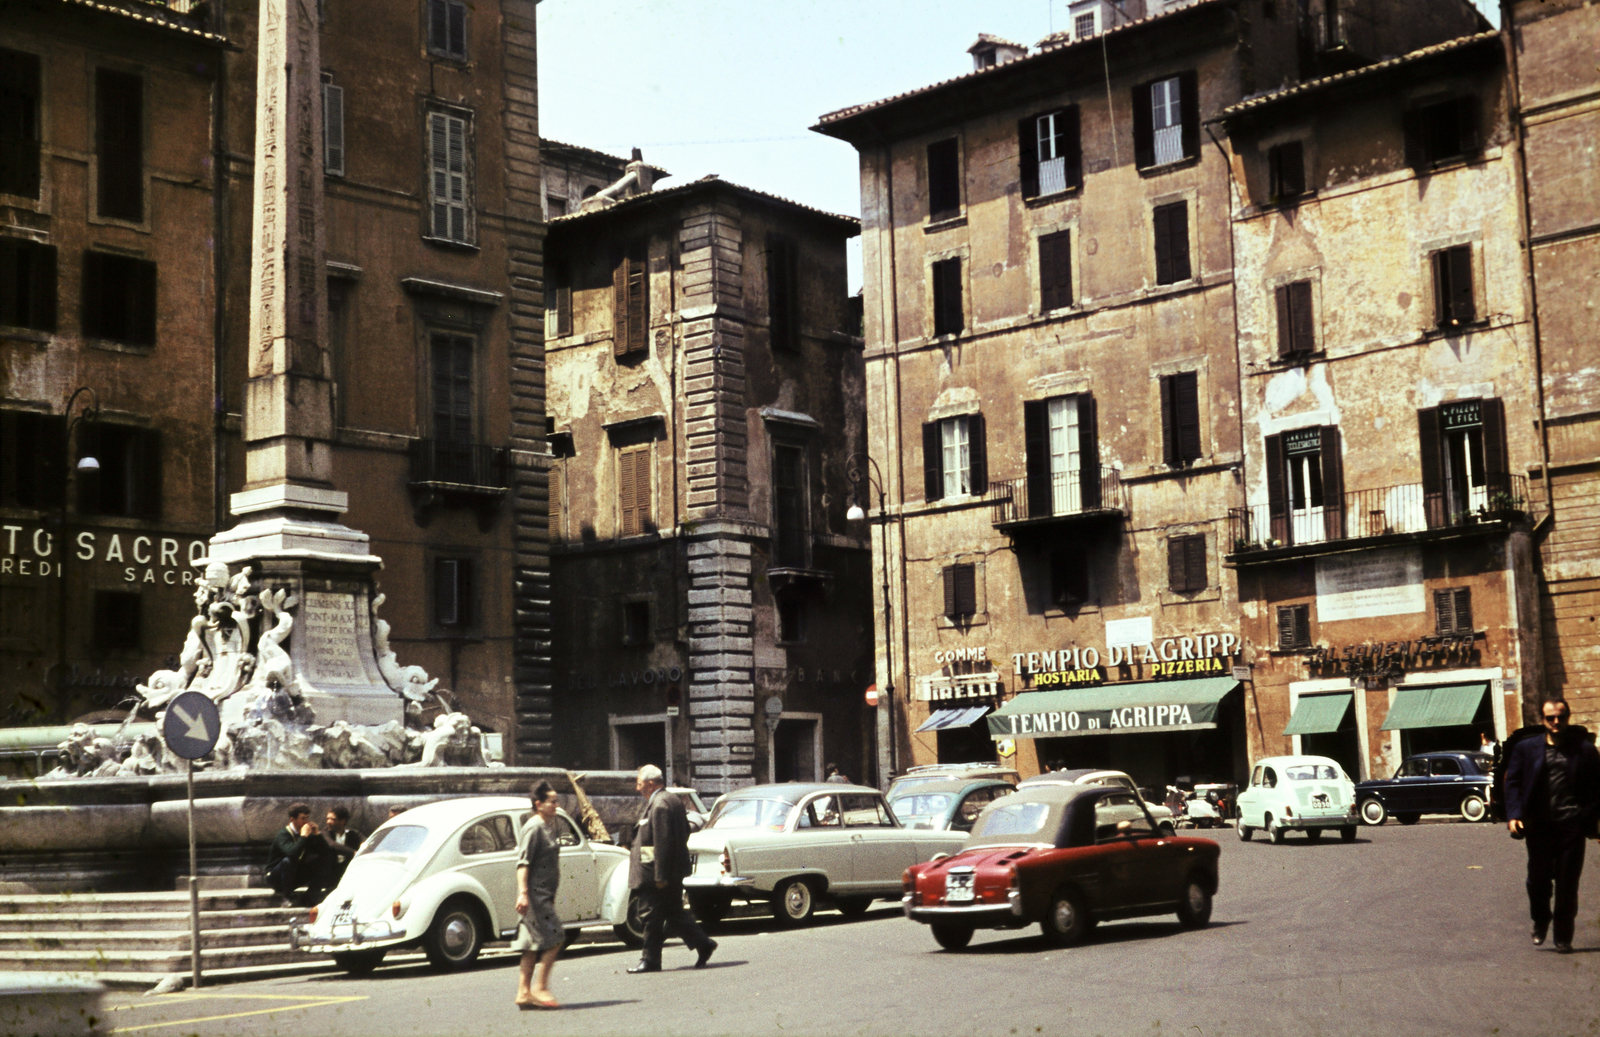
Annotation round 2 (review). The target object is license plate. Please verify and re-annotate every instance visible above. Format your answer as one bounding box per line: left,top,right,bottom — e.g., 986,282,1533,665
946,873,974,903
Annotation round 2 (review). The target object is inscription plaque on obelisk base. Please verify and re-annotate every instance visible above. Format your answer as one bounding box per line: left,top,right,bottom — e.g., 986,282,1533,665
204,0,402,726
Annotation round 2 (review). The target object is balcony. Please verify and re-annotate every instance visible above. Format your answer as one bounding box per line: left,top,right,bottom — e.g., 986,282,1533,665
408,438,509,529
1226,474,1528,563
988,466,1125,536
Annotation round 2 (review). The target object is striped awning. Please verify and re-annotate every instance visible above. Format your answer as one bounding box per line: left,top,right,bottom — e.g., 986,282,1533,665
916,706,991,733
1283,693,1353,736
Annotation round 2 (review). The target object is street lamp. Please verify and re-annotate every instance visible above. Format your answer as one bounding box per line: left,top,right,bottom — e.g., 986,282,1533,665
52,386,100,721
846,452,897,784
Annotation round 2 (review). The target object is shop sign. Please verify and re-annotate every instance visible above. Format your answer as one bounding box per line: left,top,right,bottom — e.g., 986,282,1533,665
2,524,209,587
992,701,1209,737
918,672,1001,702
1441,400,1482,429
1032,666,1104,689
931,646,988,666
1304,633,1480,678
1013,632,1240,683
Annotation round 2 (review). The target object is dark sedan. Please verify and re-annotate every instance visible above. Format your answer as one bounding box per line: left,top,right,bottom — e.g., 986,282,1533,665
901,783,1220,950
1354,751,1493,825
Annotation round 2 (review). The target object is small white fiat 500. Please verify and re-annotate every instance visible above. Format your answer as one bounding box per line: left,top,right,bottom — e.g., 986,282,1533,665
1234,755,1358,844
291,796,641,974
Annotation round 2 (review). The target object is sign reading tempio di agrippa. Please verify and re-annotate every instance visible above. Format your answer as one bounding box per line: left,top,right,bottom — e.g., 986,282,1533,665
299,591,368,684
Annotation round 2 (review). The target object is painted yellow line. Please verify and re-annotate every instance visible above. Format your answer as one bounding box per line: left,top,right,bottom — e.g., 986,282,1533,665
111,995,367,1033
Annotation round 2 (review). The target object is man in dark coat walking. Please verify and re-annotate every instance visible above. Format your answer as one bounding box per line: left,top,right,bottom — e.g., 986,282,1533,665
1504,699,1600,953
626,764,716,972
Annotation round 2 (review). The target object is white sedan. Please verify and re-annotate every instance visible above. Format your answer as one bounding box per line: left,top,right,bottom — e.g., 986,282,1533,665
291,796,643,974
1235,755,1359,844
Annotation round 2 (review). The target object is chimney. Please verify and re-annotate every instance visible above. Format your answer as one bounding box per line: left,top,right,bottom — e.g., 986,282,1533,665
967,34,1028,71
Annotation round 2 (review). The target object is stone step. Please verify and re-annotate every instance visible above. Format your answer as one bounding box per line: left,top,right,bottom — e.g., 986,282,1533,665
10,944,326,974
0,889,282,915
1,908,302,933
0,924,293,953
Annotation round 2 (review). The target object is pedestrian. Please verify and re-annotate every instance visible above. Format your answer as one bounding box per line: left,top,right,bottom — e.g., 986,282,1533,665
1504,699,1600,953
825,762,851,784
316,806,363,893
626,764,717,973
1480,729,1500,761
514,781,565,1009
265,802,324,906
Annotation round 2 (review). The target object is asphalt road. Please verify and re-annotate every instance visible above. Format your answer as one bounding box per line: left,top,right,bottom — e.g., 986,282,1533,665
103,819,1600,1037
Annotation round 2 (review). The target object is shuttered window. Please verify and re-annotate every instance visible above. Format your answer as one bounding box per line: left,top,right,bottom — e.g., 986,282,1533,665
548,463,563,544
1407,96,1478,168
1275,280,1316,356
427,0,467,60
942,563,977,618
82,251,156,346
617,444,651,536
1168,534,1207,594
435,557,472,627
430,332,474,446
0,411,65,509
77,423,162,519
322,76,344,177
1039,230,1072,312
766,234,799,352
613,243,648,357
1431,245,1475,329
95,69,143,221
931,257,963,336
0,237,56,332
546,259,571,338
1434,588,1472,635
1152,201,1190,285
1265,426,1345,545
1019,108,1081,199
923,415,986,500
0,48,42,200
926,138,960,221
773,443,807,567
1159,372,1201,467
1267,140,1305,202
1133,70,1199,170
1276,604,1311,650
427,111,470,243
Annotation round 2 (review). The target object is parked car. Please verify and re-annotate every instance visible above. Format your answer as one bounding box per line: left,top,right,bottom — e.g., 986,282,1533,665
887,778,1015,832
1235,755,1358,843
291,796,644,975
887,763,1020,800
901,783,1220,950
1354,751,1494,825
613,786,710,844
1020,768,1177,836
683,782,968,926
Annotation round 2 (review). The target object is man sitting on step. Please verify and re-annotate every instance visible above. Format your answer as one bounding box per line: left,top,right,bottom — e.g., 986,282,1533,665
265,802,327,906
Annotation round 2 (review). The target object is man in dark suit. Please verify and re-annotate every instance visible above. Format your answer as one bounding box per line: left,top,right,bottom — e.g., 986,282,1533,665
265,802,326,906
1504,699,1600,953
627,764,716,973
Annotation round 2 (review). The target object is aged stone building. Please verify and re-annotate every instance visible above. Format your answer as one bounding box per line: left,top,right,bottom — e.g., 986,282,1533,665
544,169,870,792
1504,0,1600,732
1218,32,1539,781
1,1,224,724
814,0,1487,787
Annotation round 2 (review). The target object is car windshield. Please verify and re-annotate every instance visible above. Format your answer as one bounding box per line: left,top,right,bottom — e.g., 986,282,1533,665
972,801,1052,839
354,824,428,861
1284,764,1341,781
888,792,951,824
705,798,792,830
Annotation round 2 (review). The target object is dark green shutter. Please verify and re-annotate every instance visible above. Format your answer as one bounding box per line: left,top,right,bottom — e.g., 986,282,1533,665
1024,400,1050,519
923,422,941,501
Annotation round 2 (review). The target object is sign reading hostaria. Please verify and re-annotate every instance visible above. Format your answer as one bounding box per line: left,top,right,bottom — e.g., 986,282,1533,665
299,591,368,684
1012,622,1241,686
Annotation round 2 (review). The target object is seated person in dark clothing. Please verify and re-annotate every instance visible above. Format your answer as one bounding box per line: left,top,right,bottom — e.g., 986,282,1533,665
266,802,327,906
316,806,364,892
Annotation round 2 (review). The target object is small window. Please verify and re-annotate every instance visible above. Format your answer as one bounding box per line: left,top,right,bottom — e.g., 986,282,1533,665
0,237,56,332
1435,587,1472,635
622,601,651,645
550,815,581,847
93,590,141,653
77,423,161,518
426,0,468,60
1167,534,1207,594
1409,96,1478,168
617,443,652,535
427,110,471,243
931,257,963,336
1275,280,1316,356
777,597,805,643
1020,109,1081,199
95,68,143,221
435,556,472,628
546,260,571,338
1431,245,1475,329
1159,371,1201,466
0,48,43,200
0,411,65,509
766,234,799,352
1276,603,1311,650
429,330,475,452
82,251,157,345
458,818,508,856
546,196,568,218
321,74,344,177
1075,10,1098,38
922,414,986,500
942,563,977,619
1038,230,1072,312
1050,550,1089,608
1267,141,1305,202
773,442,807,567
1152,201,1191,285
926,138,960,221
613,242,648,358
1134,71,1198,170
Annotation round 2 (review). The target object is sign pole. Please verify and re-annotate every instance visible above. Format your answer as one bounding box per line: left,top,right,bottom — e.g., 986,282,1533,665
162,690,219,993
188,757,200,990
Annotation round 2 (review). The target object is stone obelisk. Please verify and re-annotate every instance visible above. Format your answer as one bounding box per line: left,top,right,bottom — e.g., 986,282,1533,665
206,0,402,727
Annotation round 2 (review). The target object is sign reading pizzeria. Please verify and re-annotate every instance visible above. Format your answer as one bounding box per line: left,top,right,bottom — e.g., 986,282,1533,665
1013,629,1240,687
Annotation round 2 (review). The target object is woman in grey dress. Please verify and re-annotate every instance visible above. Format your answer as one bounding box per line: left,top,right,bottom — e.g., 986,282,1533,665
514,781,564,1008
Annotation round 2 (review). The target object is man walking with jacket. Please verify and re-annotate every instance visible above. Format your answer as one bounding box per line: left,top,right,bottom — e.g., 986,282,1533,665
626,765,716,972
1505,699,1600,953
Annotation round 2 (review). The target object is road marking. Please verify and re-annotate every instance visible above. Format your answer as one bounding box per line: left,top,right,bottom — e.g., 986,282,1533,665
110,994,367,1033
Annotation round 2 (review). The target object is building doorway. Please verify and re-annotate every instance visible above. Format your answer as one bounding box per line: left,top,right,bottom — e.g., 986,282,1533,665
771,713,821,783
610,714,670,784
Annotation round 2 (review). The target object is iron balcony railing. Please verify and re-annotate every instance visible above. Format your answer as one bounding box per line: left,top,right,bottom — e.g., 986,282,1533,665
409,438,509,491
1228,473,1527,554
987,466,1124,526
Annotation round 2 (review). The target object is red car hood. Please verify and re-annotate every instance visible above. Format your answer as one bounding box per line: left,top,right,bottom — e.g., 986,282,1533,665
921,844,1049,872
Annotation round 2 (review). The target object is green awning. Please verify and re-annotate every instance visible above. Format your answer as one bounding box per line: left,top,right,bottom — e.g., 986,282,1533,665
987,676,1238,739
1379,683,1488,731
1283,693,1353,736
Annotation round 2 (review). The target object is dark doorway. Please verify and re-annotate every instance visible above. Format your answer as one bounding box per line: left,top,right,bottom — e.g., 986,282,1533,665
936,722,998,764
773,718,817,782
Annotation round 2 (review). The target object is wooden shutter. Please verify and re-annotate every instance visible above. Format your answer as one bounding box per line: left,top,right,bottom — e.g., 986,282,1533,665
922,422,942,501
1269,141,1304,201
1265,433,1288,544
940,258,963,335
0,49,42,199
1185,534,1207,591
1154,205,1173,285
1167,537,1190,592
1290,281,1314,353
429,112,469,241
1480,397,1507,492
1039,230,1072,312
618,448,643,535
927,138,960,220
1319,425,1344,541
1174,371,1201,463
1452,587,1472,632
323,81,344,176
955,564,976,616
429,0,449,53
1154,203,1189,284
1017,116,1039,199
31,243,56,333
1178,70,1200,161
1433,588,1454,635
1024,400,1050,519
1160,376,1176,467
1061,105,1082,189
130,257,157,346
1078,394,1100,510
613,252,631,357
1447,246,1474,325
1132,79,1155,169
1274,285,1294,356
447,0,466,58
967,413,987,494
549,464,562,543
942,564,957,617
95,69,143,221
1417,406,1445,529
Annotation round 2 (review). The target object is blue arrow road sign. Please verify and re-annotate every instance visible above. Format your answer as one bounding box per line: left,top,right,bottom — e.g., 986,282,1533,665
163,691,221,760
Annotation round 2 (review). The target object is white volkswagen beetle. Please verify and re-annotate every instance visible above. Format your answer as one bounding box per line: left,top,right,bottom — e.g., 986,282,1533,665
1234,755,1359,844
291,796,643,974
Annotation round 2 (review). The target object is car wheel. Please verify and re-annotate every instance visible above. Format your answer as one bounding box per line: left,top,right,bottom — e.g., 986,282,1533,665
422,899,484,971
931,922,973,950
835,895,873,919
1040,887,1092,947
1360,798,1387,826
1176,876,1213,929
332,948,385,976
613,891,645,949
1305,828,1323,842
1340,826,1357,842
1265,813,1285,845
1396,813,1421,825
687,891,729,928
1459,793,1487,823
770,878,815,927
1237,823,1253,841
